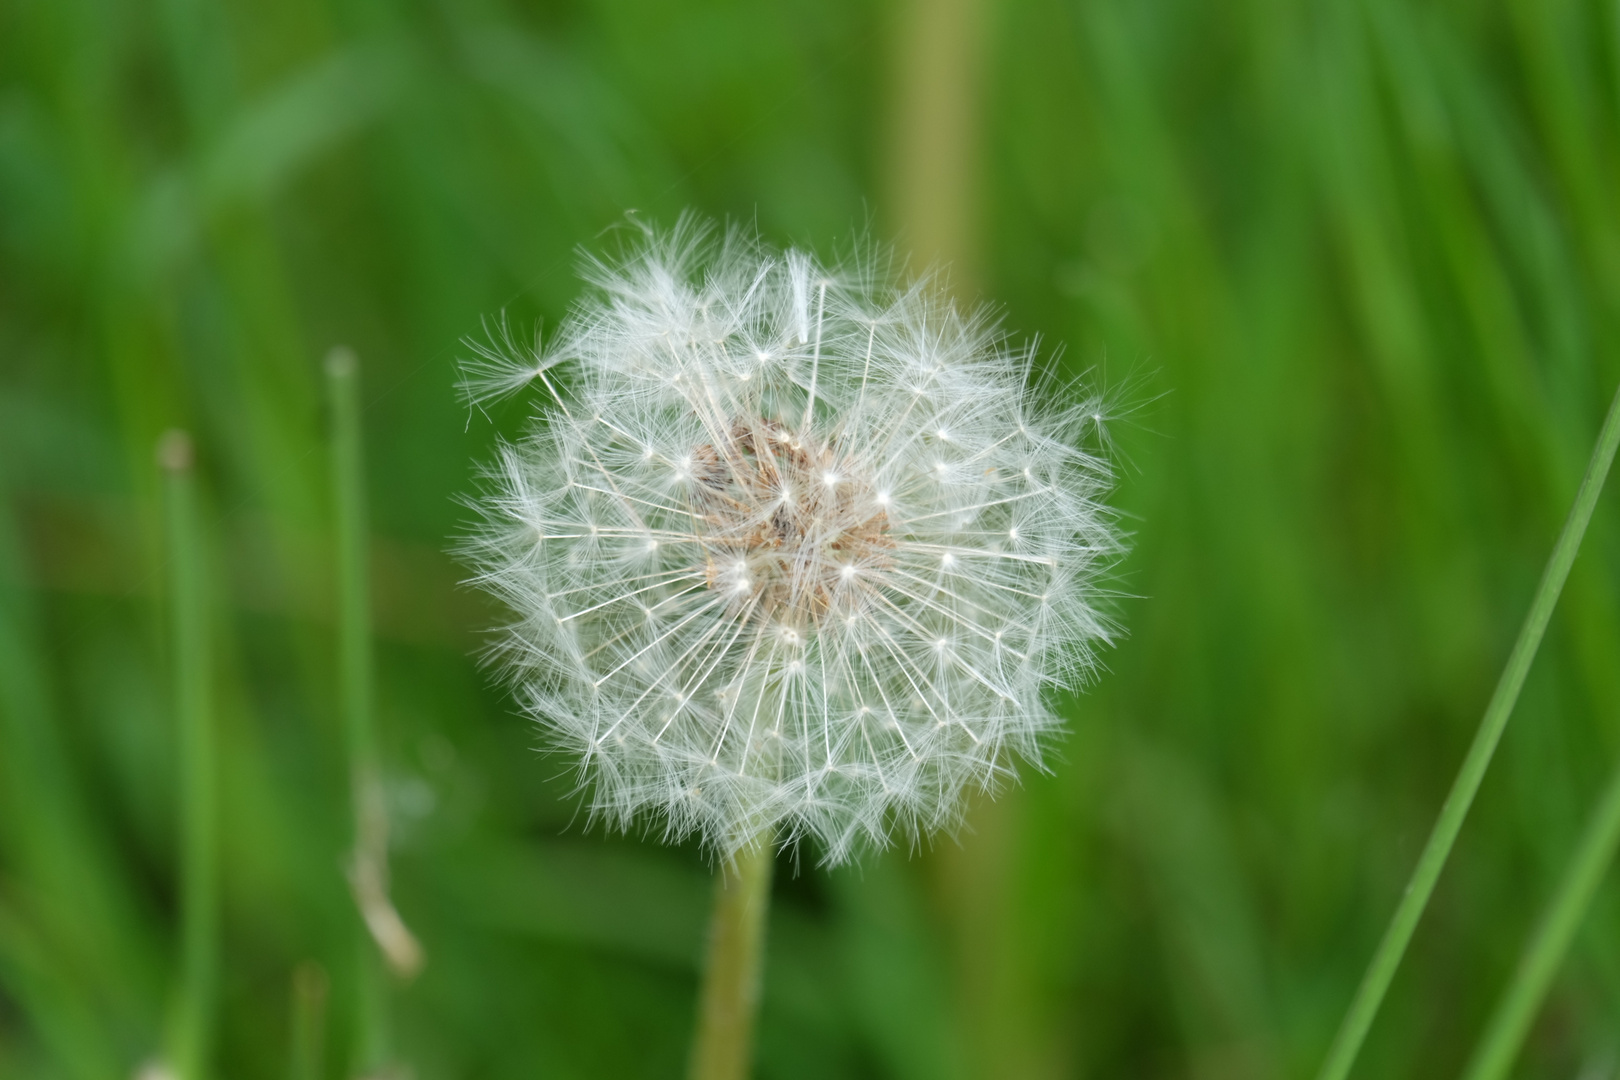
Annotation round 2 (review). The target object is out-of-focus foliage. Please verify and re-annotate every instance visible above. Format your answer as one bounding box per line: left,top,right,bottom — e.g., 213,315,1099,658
1,0,1619,1077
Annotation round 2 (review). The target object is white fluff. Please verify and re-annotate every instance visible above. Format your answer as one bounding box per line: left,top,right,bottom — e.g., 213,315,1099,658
462,222,1122,864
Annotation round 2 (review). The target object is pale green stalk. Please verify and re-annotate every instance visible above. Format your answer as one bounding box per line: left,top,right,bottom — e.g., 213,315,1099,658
1461,747,1620,1080
161,430,216,1080
689,833,776,1080
327,347,421,1078
289,961,329,1080
328,346,385,1074
327,349,378,854
1316,380,1620,1080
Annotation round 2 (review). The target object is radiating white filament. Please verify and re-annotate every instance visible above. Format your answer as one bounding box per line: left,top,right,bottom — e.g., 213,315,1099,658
462,222,1121,864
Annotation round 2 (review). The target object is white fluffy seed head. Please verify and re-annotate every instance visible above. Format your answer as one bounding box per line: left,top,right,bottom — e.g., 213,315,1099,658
461,221,1123,865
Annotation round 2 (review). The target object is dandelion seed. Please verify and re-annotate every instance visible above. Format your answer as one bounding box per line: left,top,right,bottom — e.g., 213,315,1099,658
461,222,1123,864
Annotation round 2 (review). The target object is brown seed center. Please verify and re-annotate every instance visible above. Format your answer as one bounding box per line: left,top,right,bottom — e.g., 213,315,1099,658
689,418,892,624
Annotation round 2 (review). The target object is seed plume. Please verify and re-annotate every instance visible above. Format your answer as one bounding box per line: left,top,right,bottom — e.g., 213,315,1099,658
462,221,1122,863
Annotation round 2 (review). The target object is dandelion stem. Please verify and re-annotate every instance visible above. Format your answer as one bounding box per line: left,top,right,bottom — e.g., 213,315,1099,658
326,347,422,1077
1316,379,1620,1080
689,832,775,1080
160,430,216,1080
1460,743,1620,1080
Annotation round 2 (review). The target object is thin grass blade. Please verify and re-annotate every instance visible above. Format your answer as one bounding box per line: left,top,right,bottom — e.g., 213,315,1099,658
160,430,217,1080
1316,379,1620,1080
326,348,422,1078
1460,742,1620,1080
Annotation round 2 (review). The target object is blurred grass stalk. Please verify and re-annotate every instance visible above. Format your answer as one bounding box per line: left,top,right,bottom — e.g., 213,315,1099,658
1317,380,1620,1080
889,0,1041,1077
889,0,985,286
326,348,422,1078
688,832,775,1080
290,961,330,1080
160,430,217,1080
1461,705,1620,1078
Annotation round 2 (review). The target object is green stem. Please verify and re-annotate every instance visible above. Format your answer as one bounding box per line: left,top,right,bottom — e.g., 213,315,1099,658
327,348,412,1077
1316,380,1620,1080
689,834,776,1080
289,961,330,1080
161,430,216,1080
328,348,422,1076
1461,748,1620,1080
327,347,377,861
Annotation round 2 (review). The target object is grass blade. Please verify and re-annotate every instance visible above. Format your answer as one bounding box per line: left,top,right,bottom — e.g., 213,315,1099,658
1315,379,1620,1080
1460,745,1620,1080
326,347,422,1077
160,430,217,1080
288,961,329,1080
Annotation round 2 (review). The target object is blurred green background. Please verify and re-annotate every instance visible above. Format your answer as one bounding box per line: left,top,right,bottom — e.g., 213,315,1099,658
4,0,1620,1076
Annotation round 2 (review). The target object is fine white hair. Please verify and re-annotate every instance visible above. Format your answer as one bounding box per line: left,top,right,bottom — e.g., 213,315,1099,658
462,220,1122,865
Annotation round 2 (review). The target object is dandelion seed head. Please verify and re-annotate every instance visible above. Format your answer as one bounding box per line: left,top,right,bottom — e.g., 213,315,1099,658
461,220,1123,864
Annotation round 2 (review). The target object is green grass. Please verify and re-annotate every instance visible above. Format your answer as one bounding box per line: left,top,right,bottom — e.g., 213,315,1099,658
2,0,1619,1077
1320,382,1620,1080
159,430,217,1080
